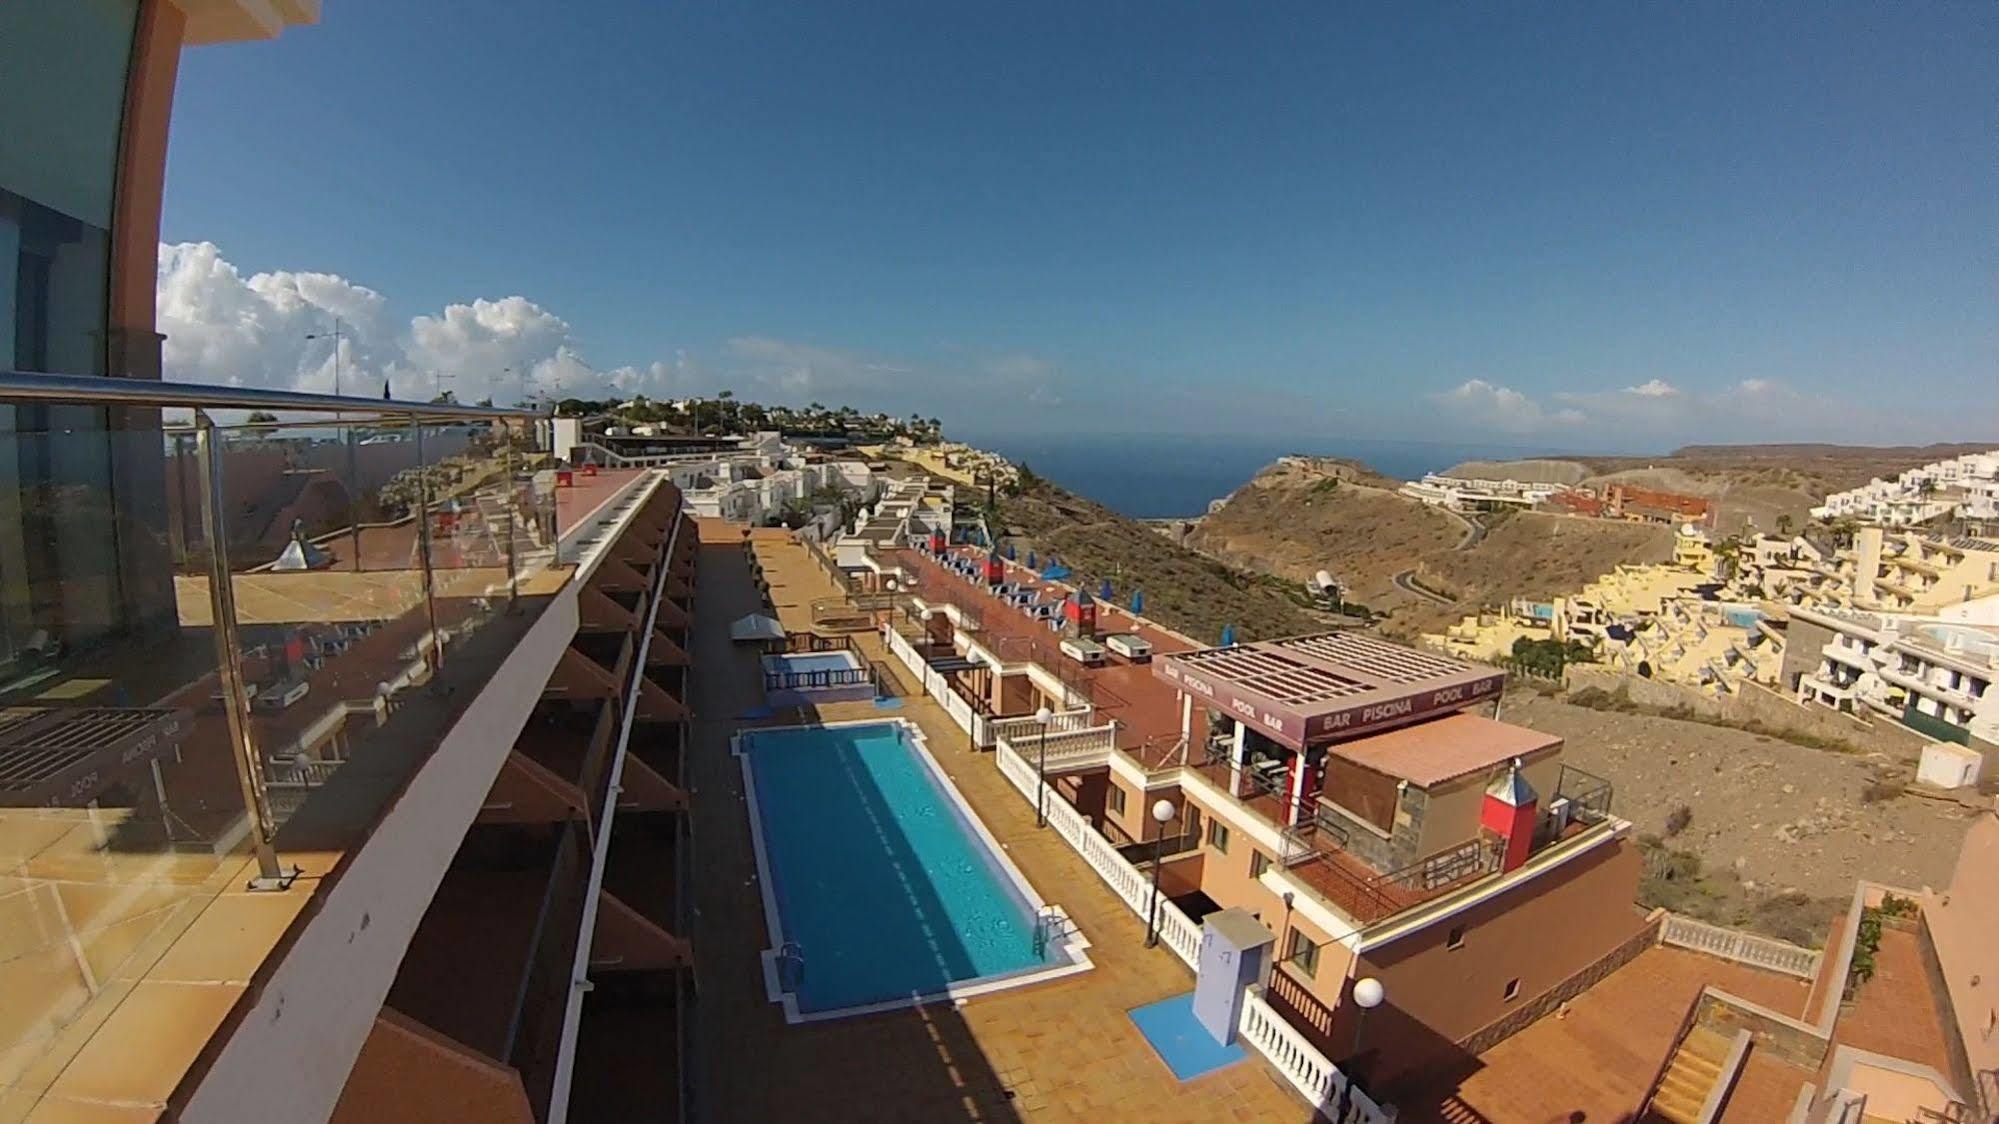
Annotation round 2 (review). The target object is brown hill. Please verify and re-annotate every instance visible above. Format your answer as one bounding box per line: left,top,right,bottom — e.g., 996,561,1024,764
1189,458,1463,603
1189,458,1676,637
1434,443,1994,536
1416,512,1674,611
996,475,1326,646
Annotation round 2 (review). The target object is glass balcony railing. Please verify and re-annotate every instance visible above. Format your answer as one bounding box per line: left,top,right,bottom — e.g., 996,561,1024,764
0,370,553,1107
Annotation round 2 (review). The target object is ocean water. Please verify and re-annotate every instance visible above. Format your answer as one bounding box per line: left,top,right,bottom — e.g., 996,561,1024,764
741,722,1053,1015
968,432,1562,518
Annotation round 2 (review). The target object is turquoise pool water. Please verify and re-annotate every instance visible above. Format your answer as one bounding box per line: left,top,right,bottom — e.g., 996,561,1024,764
762,651,860,676
740,722,1055,1015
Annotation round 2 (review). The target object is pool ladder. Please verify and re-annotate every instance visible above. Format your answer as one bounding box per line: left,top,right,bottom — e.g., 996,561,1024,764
776,941,806,989
1032,908,1074,957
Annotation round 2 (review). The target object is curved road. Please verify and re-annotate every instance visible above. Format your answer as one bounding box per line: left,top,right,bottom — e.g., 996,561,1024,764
1388,507,1486,605
1392,568,1454,605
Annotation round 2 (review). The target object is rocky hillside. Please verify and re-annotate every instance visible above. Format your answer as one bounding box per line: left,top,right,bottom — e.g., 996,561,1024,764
1189,457,1463,604
1189,457,1675,637
1575,443,1993,535
1416,511,1674,610
995,477,1326,645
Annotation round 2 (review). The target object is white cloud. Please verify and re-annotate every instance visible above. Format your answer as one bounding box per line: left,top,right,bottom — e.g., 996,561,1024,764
1430,379,1586,433
157,242,1066,422
1624,378,1680,398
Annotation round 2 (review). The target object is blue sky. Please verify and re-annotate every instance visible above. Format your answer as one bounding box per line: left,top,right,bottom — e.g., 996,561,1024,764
161,2,1996,450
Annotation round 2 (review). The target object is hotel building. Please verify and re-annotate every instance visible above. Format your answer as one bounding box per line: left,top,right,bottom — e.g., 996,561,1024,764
4,4,696,1121
878,539,1646,1098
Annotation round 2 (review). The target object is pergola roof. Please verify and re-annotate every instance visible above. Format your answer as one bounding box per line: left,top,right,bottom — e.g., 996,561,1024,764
1154,631,1504,749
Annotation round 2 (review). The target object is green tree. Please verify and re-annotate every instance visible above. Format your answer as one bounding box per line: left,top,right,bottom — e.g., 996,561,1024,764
243,411,280,439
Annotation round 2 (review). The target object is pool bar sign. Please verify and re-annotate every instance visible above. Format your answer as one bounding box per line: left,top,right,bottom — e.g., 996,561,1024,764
1158,658,1503,748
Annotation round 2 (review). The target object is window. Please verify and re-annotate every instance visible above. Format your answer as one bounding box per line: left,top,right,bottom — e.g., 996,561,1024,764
1250,851,1270,879
1206,820,1231,854
1503,977,1521,1001
1107,785,1126,815
1287,930,1320,978
1447,925,1466,950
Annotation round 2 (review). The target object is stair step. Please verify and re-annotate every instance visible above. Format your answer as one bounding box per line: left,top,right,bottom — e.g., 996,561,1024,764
1650,1093,1703,1124
1665,1054,1717,1079
1668,1051,1722,1078
1684,1026,1733,1063
1661,1071,1714,1103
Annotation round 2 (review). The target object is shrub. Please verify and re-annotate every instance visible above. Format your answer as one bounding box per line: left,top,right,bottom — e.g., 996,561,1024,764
1664,804,1694,838
1860,780,1904,804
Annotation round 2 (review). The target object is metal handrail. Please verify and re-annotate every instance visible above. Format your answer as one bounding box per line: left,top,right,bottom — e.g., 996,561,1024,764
0,368,545,421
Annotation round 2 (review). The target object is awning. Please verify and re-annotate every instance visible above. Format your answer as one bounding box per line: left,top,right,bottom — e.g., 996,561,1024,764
729,614,787,642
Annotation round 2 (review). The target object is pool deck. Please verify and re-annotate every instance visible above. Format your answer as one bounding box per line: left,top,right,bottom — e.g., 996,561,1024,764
686,522,1311,1123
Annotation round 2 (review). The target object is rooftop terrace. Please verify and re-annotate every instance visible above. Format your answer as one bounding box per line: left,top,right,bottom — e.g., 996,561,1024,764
1156,631,1504,749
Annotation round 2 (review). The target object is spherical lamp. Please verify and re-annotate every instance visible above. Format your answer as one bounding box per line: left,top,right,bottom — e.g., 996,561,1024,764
1353,977,1385,1009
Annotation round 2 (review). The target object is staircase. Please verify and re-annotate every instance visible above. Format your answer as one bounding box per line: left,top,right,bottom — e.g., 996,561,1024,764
1646,1026,1733,1123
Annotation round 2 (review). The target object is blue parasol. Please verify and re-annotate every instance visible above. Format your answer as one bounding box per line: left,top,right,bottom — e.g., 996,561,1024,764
1100,578,1115,599
1220,624,1236,647
1130,590,1144,614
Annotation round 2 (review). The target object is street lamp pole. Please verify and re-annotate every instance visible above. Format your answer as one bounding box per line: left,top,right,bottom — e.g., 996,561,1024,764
1144,798,1175,947
306,317,358,569
304,316,344,397
1033,705,1053,828
1342,976,1386,1118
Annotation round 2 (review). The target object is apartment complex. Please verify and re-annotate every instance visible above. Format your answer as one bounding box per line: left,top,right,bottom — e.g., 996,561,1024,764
877,539,1644,1097
1812,449,1999,526
1400,472,1567,512
556,422,882,530
1784,605,1997,757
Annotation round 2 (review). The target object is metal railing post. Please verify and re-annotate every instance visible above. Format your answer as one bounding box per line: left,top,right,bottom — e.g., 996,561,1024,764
194,410,289,889
503,431,521,606
413,416,444,674
346,421,363,572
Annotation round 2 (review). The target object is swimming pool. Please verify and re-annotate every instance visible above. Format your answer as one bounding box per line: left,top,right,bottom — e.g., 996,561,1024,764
766,651,859,676
735,720,1091,1022
760,650,874,705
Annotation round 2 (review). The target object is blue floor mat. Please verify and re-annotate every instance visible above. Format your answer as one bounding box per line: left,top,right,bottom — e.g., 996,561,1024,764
1128,993,1247,1081
737,704,775,719
873,696,904,709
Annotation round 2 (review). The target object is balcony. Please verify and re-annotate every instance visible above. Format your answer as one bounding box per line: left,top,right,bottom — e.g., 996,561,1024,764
992,719,1120,773
0,371,642,1118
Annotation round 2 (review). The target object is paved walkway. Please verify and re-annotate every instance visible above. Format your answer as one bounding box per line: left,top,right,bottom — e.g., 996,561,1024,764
685,522,1309,1123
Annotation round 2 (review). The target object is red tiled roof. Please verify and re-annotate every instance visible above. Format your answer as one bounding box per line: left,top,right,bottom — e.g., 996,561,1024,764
894,546,1194,746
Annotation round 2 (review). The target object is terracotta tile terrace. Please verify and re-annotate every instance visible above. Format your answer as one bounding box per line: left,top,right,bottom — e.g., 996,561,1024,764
892,544,1199,748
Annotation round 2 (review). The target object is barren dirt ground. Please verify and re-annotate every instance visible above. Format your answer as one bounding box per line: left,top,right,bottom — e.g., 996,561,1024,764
1504,692,1975,942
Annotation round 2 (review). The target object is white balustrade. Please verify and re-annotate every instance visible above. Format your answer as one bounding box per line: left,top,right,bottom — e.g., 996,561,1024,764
1659,913,1822,979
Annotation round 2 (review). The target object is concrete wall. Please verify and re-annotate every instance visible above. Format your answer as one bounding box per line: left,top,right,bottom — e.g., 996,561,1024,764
1566,666,1929,760
1780,616,1837,693
1180,789,1355,1012
1102,776,1188,847
1353,835,1646,1082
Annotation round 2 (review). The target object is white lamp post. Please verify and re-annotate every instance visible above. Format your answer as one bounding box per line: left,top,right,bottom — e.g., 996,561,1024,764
1033,705,1054,827
1349,975,1386,1096
1144,798,1176,947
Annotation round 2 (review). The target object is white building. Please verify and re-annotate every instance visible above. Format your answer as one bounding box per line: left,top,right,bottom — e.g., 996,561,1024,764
1811,450,1999,525
1789,606,1998,755
1400,473,1567,512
